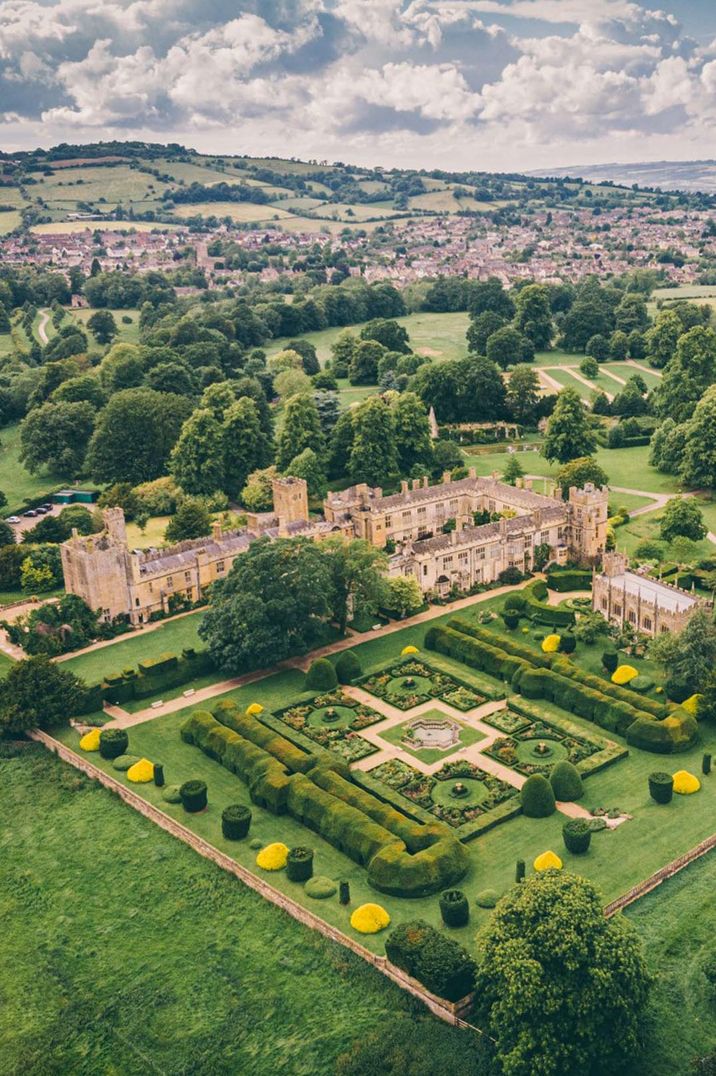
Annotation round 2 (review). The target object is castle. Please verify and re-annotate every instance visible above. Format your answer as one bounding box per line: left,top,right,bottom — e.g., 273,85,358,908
591,552,705,637
61,473,609,624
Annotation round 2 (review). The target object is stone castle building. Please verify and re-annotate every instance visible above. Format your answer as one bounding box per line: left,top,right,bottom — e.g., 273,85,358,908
62,473,609,624
591,552,705,637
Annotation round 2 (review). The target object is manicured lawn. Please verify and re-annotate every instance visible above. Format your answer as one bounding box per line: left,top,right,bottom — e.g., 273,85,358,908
124,514,170,548
0,422,60,512
594,445,682,494
62,612,205,686
612,506,714,559
0,746,475,1074
67,306,140,345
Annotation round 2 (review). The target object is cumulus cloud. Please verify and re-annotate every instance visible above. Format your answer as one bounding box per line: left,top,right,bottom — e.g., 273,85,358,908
1,0,716,169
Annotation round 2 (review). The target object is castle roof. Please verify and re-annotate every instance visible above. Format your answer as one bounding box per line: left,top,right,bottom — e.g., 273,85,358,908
600,569,699,614
411,505,565,556
376,476,557,513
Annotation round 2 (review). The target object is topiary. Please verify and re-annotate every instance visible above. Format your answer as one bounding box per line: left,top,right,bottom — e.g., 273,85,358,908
559,634,576,654
502,610,520,630
629,675,654,693
562,818,592,854
161,784,182,804
648,771,674,804
520,773,556,817
339,880,350,905
475,889,499,908
504,593,527,613
180,779,208,813
665,677,691,704
249,837,263,850
112,754,140,771
439,889,470,927
286,846,314,883
703,753,712,776
601,649,618,674
99,727,129,760
305,657,338,692
515,858,525,883
304,876,337,899
153,762,165,787
221,804,252,840
335,649,362,684
549,760,584,802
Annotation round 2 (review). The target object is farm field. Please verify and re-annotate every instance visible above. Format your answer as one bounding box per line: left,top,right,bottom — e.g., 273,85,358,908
172,201,296,222
0,747,478,1075
0,209,22,234
30,220,177,235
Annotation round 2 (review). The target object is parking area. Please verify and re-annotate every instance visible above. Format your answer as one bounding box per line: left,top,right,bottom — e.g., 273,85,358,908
5,502,62,539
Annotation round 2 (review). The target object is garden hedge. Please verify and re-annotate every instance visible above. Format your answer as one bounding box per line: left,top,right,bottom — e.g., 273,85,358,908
627,711,698,754
439,889,470,928
523,580,575,627
335,650,362,684
98,727,129,760
562,818,592,854
305,658,338,692
221,804,252,839
549,761,584,802
520,774,556,817
102,647,214,705
385,919,476,1002
545,568,592,592
212,699,316,774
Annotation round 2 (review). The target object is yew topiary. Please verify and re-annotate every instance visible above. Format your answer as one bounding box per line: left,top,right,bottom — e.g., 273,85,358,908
439,889,470,928
305,657,338,692
648,771,673,804
550,760,584,802
562,818,592,854
520,774,556,817
335,650,362,684
99,727,129,760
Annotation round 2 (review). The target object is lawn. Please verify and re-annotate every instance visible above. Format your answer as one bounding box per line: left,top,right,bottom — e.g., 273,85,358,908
67,306,140,345
612,506,714,559
62,612,205,686
0,746,476,1074
0,422,60,512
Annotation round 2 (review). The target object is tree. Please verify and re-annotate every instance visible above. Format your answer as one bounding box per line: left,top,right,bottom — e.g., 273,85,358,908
466,310,505,355
486,325,527,370
649,418,688,475
466,277,514,320
145,362,195,396
615,292,648,334
360,318,411,354
542,389,596,463
52,374,106,409
276,394,325,470
19,400,95,478
273,368,312,400
98,342,146,394
0,519,14,546
330,330,357,378
0,302,10,333
585,334,610,362
649,608,716,695
223,396,272,499
609,329,629,360
645,308,681,368
0,655,84,734
170,408,225,496
391,392,433,474
513,284,553,349
506,365,540,425
474,871,650,1076
657,326,716,422
284,338,319,375
87,388,192,485
349,397,398,486
555,456,608,497
284,447,327,499
328,409,355,480
241,466,278,512
502,455,524,485
659,497,706,542
383,575,423,618
349,339,385,385
164,498,212,542
323,537,387,634
87,309,118,345
679,386,716,489
579,356,599,378
198,538,333,673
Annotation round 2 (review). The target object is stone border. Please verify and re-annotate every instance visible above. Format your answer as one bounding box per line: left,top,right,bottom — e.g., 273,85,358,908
29,729,485,1036
604,831,716,916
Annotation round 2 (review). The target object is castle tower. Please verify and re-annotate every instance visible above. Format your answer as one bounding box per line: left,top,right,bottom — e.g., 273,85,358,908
61,505,133,621
567,483,609,561
103,506,128,545
272,476,309,531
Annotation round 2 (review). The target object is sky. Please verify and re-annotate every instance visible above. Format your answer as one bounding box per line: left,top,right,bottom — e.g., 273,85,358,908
2,0,716,171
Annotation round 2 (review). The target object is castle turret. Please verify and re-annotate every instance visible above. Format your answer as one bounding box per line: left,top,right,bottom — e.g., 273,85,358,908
567,483,609,561
272,476,308,532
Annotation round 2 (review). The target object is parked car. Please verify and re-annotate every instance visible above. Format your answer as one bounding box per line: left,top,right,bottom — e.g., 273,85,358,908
6,516,20,524
23,509,38,517
35,506,50,514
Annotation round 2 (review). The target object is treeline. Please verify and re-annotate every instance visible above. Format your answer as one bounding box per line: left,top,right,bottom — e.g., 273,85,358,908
167,182,270,206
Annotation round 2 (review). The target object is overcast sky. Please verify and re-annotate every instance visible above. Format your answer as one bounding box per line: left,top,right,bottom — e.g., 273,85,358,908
2,0,716,171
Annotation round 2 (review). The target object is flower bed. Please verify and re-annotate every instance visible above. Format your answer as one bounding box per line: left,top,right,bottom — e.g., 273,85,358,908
360,660,486,711
369,757,517,829
274,691,381,762
483,708,532,735
484,715,600,777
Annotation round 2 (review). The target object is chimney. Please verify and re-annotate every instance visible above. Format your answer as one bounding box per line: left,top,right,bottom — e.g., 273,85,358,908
499,517,507,536
524,478,533,490
400,480,409,494
468,467,476,479
451,528,459,545
212,520,222,541
423,475,429,488
442,471,452,484
412,478,421,491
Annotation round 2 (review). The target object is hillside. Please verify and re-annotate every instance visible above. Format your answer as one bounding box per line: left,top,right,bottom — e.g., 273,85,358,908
1,141,711,238
530,159,716,195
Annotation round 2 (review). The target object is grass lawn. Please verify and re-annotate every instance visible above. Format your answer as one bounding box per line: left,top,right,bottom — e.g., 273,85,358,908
594,445,682,494
0,746,475,1074
0,650,15,678
543,367,595,402
124,514,170,548
0,422,60,512
62,612,205,685
612,507,714,559
67,306,140,345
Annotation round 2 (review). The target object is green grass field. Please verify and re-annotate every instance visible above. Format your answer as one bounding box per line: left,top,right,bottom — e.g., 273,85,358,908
0,746,476,1075
62,613,204,686
0,422,59,512
67,306,140,345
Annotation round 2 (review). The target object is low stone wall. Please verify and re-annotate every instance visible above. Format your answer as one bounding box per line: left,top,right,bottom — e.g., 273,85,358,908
604,831,716,916
30,729,482,1032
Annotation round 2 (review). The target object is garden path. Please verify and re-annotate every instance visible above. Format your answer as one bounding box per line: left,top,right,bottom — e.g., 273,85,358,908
600,367,627,386
625,359,663,379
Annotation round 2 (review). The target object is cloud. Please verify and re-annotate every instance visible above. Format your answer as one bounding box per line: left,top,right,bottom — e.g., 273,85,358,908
0,0,715,170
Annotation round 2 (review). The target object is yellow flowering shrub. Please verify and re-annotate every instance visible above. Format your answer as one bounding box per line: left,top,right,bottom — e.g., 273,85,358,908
350,903,391,934
401,645,419,655
533,850,563,872
681,694,702,716
672,770,700,795
611,664,638,685
256,842,289,870
541,634,560,653
79,728,101,752
126,758,154,783
246,703,264,716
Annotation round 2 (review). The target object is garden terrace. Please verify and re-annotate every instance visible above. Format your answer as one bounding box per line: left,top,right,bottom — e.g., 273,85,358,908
359,658,494,711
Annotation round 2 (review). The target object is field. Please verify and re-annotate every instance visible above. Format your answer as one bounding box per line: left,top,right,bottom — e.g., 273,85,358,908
172,202,296,222
30,221,177,235
0,209,22,234
0,422,59,512
0,746,476,1075
67,306,141,345
61,612,205,686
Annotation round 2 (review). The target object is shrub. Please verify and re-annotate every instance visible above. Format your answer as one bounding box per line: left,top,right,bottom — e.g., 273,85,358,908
112,754,139,771
648,771,674,804
558,634,576,654
180,778,207,812
521,774,556,817
703,753,712,776
339,880,350,905
126,758,154,783
79,728,101,751
385,920,476,1002
335,650,362,684
533,850,563,871
629,676,654,693
439,889,470,928
256,842,289,870
221,804,252,840
161,784,182,803
515,859,525,883
249,837,263,850
672,769,700,795
602,649,619,674
350,903,390,934
562,819,592,854
305,657,338,692
99,727,129,759
545,569,592,592
503,593,527,612
286,846,314,882
549,760,584,802
475,889,499,908
541,634,561,653
498,567,523,585
612,664,638,685
153,762,165,787
665,677,691,704
681,694,702,716
627,712,698,753
502,610,520,630
305,876,337,899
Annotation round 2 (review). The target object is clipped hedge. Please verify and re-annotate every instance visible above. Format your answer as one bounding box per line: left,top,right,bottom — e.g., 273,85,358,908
305,658,338,692
99,727,129,760
221,804,252,840
439,889,470,928
102,646,214,704
286,846,314,883
649,771,674,804
212,699,316,774
562,818,592,854
180,779,207,813
385,920,476,1002
335,649,362,684
628,711,698,754
545,569,592,592
550,760,584,801
521,774,556,817
523,581,575,627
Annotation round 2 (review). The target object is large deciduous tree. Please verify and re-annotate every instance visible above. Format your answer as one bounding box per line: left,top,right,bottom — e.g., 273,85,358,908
555,456,608,498
19,400,95,477
659,497,707,543
649,607,716,695
323,537,387,634
170,408,225,495
506,365,540,425
391,392,433,474
542,388,596,463
474,871,650,1076
87,388,191,485
349,397,398,486
513,284,553,350
657,325,716,422
276,393,325,470
0,655,85,734
678,386,716,490
223,396,273,498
